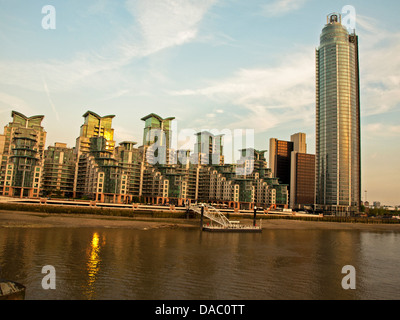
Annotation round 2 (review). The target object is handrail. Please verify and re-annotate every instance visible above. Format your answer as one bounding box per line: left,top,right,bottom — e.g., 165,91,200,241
189,204,232,227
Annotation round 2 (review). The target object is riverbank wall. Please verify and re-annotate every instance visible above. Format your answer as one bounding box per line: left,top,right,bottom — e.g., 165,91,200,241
1,201,399,225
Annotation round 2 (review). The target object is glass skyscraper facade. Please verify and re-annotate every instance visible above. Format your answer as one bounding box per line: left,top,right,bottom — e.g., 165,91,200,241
316,13,361,215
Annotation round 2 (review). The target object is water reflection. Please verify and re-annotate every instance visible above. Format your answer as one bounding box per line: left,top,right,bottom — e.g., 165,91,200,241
85,232,103,299
0,228,400,300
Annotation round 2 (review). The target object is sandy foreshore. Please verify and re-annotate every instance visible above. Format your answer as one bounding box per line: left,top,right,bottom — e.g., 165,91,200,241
0,210,196,230
1,209,400,232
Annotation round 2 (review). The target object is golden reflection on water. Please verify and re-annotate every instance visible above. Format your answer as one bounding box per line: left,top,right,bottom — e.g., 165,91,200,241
85,232,103,299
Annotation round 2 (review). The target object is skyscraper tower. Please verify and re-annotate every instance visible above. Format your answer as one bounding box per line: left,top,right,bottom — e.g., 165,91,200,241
315,13,361,216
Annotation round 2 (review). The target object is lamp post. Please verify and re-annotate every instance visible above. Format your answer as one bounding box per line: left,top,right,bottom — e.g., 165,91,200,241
253,205,257,226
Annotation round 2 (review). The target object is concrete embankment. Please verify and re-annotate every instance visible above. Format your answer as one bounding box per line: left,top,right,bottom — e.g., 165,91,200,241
0,200,400,228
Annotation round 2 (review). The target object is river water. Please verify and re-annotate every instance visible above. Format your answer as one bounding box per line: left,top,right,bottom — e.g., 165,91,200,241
0,227,399,300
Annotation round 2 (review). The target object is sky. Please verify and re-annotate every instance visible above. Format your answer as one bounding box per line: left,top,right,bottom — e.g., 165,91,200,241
0,0,399,206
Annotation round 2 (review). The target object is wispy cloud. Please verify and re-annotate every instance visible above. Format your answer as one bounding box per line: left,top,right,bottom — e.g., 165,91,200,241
364,123,400,138
0,0,218,94
262,0,309,17
170,48,315,132
124,0,217,56
42,78,59,121
0,92,32,115
113,125,140,144
357,14,400,117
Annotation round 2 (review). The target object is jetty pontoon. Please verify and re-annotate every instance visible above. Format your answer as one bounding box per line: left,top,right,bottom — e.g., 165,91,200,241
189,204,262,233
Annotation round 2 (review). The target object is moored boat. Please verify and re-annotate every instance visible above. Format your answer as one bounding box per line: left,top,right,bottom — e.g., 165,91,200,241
0,280,26,300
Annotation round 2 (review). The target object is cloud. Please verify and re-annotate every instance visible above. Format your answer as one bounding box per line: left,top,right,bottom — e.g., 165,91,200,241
124,0,217,56
170,48,315,132
364,123,400,138
262,0,308,17
42,78,59,121
357,14,400,117
0,92,33,115
113,125,140,144
0,0,218,94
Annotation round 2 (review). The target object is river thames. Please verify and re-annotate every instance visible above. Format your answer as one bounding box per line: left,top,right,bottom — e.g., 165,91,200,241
1,226,400,300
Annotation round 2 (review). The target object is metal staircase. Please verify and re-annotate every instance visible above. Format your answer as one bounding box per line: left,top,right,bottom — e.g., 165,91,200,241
189,204,232,227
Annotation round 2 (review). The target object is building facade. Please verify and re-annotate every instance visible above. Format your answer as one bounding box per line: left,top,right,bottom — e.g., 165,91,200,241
115,141,141,201
74,111,117,198
269,133,307,186
315,13,361,215
141,113,175,165
290,152,315,209
269,133,309,208
0,110,289,209
76,136,129,203
269,138,293,186
0,111,46,198
75,111,116,155
42,143,76,197
194,131,224,166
